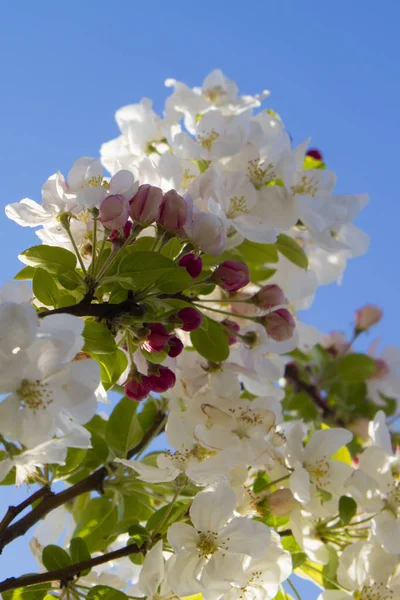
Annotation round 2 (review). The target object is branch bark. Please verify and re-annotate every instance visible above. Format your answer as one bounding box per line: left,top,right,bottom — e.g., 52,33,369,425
0,542,142,593
38,296,146,320
0,411,166,554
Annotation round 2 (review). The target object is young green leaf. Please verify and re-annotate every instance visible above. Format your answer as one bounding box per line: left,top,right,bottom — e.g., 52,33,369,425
190,316,229,362
106,396,144,457
69,537,92,576
19,245,77,272
339,496,357,525
277,234,308,269
83,320,117,354
32,268,61,307
337,354,377,383
42,544,72,571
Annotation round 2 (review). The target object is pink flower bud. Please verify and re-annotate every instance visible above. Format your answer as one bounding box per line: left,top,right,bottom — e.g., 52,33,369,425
99,194,129,230
178,253,203,279
125,374,151,402
369,358,389,380
129,184,163,225
191,213,226,256
322,331,350,356
109,219,133,244
355,305,383,332
176,307,202,331
212,261,250,293
263,309,295,341
306,148,323,161
267,489,297,516
148,366,176,393
158,189,187,230
221,319,240,345
252,284,287,311
167,335,184,358
142,323,170,353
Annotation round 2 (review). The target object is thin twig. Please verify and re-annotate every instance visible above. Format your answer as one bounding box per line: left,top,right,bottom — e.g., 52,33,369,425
0,542,142,593
0,412,166,553
0,486,54,536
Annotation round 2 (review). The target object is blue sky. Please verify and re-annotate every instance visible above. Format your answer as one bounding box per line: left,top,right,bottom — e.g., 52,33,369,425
0,0,399,594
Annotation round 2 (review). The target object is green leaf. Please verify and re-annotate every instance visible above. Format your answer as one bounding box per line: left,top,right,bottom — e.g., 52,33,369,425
276,234,308,269
32,268,61,307
57,269,84,291
291,551,307,569
87,586,128,600
83,320,117,354
69,537,92,576
2,584,51,600
106,396,144,457
337,354,377,383
147,500,191,534
190,316,229,362
55,447,87,478
322,544,340,589
137,399,159,431
97,350,128,391
160,237,184,259
339,496,357,525
14,265,36,280
236,239,279,264
83,432,109,469
118,251,177,288
155,268,193,294
19,245,77,273
42,545,72,571
127,524,149,548
73,497,118,552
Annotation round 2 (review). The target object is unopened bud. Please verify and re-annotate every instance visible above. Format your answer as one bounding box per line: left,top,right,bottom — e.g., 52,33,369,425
167,335,184,358
306,148,323,161
125,374,151,402
129,184,163,225
355,305,383,332
148,366,176,393
263,309,295,341
175,307,203,332
212,260,250,293
158,189,187,230
99,194,130,230
252,284,287,310
267,489,297,516
221,319,240,345
142,323,170,353
178,253,203,279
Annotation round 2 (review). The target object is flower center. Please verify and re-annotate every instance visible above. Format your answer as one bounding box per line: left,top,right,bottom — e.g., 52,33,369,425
227,196,249,219
86,176,109,190
358,583,394,600
197,531,219,557
181,169,197,189
305,457,330,487
248,159,275,188
291,174,318,197
197,129,220,151
204,86,226,104
17,378,53,412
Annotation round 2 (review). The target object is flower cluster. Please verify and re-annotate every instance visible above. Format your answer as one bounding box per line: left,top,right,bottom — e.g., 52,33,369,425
0,70,398,600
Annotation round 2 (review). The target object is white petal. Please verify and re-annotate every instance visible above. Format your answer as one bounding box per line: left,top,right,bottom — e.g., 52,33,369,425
115,459,179,483
303,428,352,462
372,510,400,554
190,484,235,532
5,198,53,226
167,523,198,552
290,467,311,504
221,517,270,557
138,540,165,598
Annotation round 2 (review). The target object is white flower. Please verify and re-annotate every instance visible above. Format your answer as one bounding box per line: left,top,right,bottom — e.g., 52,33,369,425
286,424,353,506
167,484,270,595
0,313,100,447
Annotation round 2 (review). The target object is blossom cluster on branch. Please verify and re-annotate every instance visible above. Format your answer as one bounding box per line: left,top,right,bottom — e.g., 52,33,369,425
0,70,399,600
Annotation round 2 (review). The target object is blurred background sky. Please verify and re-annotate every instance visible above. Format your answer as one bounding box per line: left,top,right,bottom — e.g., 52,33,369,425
0,0,399,596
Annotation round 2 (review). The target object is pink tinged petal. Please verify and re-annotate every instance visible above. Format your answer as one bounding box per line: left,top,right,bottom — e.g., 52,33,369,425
5,199,54,226
290,467,311,504
372,510,400,554
220,517,270,557
303,428,352,463
115,459,179,483
138,540,164,598
190,484,235,532
167,523,199,552
109,169,137,198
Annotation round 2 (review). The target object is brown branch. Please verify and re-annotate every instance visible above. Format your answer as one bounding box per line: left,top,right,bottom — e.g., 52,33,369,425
284,364,344,425
0,486,54,537
0,542,143,593
38,296,145,320
0,412,166,554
